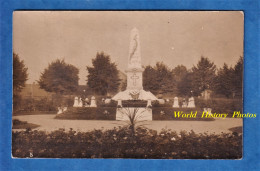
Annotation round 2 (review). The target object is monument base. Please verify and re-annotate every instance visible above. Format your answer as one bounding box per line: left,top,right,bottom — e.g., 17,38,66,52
112,89,157,101
116,107,152,121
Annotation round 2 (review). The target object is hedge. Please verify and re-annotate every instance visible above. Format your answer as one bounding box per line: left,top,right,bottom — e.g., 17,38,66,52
12,127,242,159
195,98,243,116
55,107,214,121
152,107,214,121
55,107,117,120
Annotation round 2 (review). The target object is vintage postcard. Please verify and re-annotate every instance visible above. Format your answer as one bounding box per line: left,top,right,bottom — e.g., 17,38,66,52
12,11,244,159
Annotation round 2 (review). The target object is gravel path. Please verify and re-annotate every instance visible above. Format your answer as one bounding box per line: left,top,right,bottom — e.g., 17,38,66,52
13,114,243,134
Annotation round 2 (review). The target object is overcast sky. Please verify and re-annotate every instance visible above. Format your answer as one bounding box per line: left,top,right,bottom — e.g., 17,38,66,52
13,11,244,85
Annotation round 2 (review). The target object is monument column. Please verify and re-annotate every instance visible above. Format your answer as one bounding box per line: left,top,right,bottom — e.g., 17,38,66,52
126,28,144,91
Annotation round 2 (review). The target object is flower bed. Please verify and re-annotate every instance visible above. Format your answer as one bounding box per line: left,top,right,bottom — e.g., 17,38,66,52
12,127,242,159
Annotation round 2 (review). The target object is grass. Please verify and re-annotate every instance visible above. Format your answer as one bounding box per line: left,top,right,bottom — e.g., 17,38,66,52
12,119,40,129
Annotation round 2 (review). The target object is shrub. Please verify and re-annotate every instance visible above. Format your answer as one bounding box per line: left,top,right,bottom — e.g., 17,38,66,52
152,100,172,107
195,98,243,116
55,107,116,120
98,100,117,107
12,119,39,129
18,97,57,112
152,107,214,121
12,127,242,159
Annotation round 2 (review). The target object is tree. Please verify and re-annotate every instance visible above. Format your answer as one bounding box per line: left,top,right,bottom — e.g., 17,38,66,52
232,56,243,98
191,56,216,96
177,72,193,97
172,65,188,82
13,53,28,94
214,63,234,98
143,62,175,95
143,65,158,93
13,53,28,110
172,65,193,96
86,52,120,95
38,59,79,96
172,65,193,97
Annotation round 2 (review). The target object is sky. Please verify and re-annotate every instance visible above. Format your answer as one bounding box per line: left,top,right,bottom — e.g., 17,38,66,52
13,11,244,85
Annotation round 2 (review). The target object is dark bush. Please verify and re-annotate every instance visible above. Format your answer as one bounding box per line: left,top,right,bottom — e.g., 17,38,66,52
12,127,242,159
55,107,116,120
12,119,39,129
56,107,215,121
195,98,242,116
98,100,117,107
152,100,172,107
152,107,214,121
18,97,57,112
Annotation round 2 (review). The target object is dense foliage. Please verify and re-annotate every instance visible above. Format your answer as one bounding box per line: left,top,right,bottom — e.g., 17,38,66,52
17,98,57,112
13,53,28,93
214,63,234,98
191,56,217,96
172,65,193,97
13,53,28,111
86,52,121,95
38,59,79,95
195,98,242,115
152,107,214,121
143,62,175,95
55,107,117,120
12,119,39,129
213,57,243,98
12,127,242,159
143,56,243,98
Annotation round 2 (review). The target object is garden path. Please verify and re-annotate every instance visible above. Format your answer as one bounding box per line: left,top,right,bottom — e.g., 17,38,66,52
13,114,243,134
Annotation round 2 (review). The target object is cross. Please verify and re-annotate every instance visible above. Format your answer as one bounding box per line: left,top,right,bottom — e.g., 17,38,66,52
131,73,139,86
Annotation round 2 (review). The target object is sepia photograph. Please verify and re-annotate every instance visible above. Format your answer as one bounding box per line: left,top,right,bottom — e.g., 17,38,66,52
12,11,244,159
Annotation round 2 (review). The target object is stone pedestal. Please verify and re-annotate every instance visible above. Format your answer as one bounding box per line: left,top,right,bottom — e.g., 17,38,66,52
57,107,63,114
187,97,195,108
146,99,152,107
172,97,179,108
78,98,83,107
85,98,90,107
117,99,122,107
158,99,165,104
126,68,144,91
73,97,79,107
116,107,152,121
90,96,97,107
104,98,111,104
